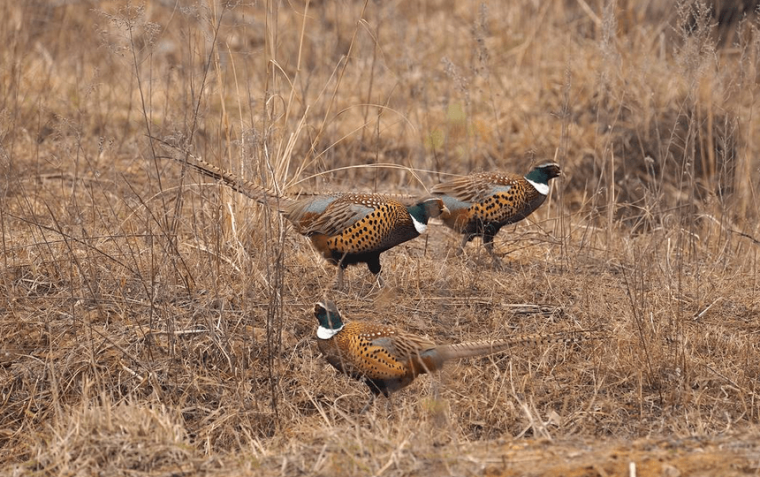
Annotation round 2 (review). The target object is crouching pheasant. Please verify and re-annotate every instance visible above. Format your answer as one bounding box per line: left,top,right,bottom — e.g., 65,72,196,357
170,155,449,288
314,300,590,411
431,162,561,263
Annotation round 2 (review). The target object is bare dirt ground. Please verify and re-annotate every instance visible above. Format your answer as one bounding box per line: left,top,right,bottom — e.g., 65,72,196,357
1,1,760,475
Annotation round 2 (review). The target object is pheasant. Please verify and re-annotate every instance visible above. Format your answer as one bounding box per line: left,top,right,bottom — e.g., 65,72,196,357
170,155,449,288
314,300,590,411
431,162,561,263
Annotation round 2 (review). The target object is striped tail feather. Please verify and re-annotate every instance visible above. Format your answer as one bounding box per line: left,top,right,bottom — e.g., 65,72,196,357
433,331,594,362
174,155,291,210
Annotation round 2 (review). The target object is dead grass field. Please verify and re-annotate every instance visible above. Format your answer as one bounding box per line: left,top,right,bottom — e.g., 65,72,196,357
1,0,760,475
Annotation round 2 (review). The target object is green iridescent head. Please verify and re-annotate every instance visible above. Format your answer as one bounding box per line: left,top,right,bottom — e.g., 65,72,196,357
315,300,344,338
406,197,450,233
525,162,562,185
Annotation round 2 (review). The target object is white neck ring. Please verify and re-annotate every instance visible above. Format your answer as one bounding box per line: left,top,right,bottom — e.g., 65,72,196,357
317,325,343,339
411,215,427,234
526,179,550,196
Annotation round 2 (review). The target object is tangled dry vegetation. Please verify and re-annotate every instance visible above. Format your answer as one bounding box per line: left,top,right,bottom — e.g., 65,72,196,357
1,0,760,475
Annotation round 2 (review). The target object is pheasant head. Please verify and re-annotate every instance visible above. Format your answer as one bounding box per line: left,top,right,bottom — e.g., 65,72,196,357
405,197,450,233
524,162,562,195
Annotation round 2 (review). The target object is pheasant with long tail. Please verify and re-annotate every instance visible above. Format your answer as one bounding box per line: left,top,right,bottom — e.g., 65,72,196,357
168,155,449,288
314,300,594,411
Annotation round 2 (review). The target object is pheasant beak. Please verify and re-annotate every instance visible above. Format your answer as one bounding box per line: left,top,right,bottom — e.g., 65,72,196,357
440,205,451,219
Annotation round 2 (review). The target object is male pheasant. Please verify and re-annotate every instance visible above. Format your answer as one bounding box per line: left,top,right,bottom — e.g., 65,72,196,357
171,155,449,288
314,300,589,411
431,162,561,262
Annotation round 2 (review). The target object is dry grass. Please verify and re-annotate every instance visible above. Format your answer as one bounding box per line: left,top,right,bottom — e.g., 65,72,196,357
2,0,760,475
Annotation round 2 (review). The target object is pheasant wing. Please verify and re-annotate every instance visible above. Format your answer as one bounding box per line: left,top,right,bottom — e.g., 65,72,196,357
432,172,521,203
372,333,442,375
283,195,372,236
305,199,375,237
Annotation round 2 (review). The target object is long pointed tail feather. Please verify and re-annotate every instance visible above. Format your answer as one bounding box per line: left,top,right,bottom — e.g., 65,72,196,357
171,154,291,210
434,331,597,362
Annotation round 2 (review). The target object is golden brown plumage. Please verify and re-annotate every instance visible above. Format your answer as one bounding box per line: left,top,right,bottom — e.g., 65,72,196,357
170,155,449,287
432,163,561,262
314,300,592,411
